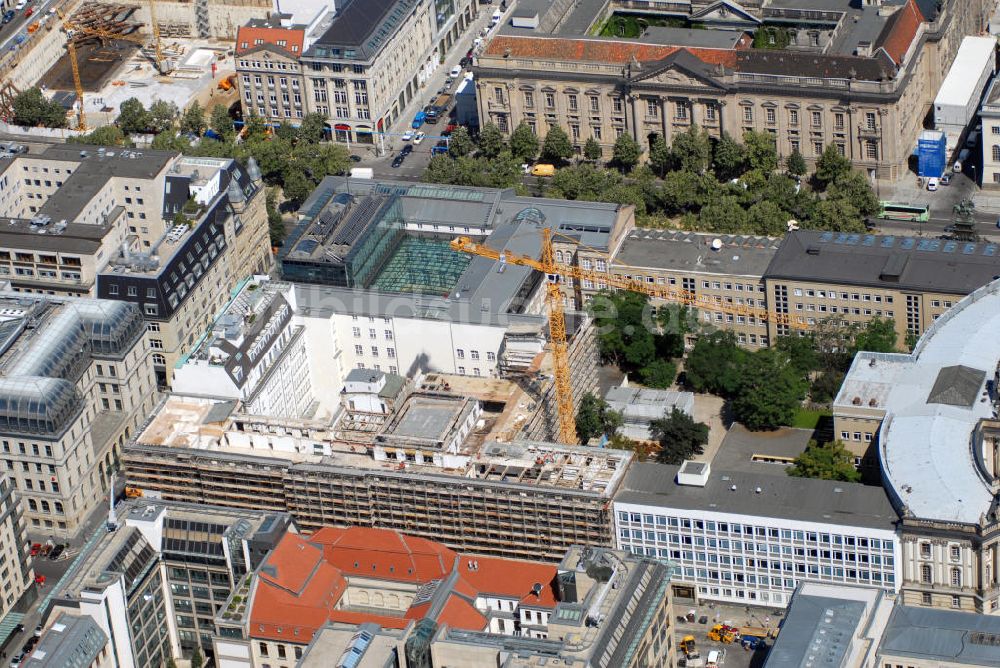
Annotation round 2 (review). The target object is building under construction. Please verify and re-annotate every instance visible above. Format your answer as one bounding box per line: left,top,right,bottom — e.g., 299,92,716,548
124,385,631,562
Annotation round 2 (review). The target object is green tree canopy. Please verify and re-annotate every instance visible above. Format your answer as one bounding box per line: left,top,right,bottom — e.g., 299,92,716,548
477,121,506,159
588,291,656,372
827,170,879,217
852,316,898,354
447,126,474,158
11,88,67,128
683,331,747,397
787,440,861,482
180,101,206,136
509,121,540,163
732,348,808,430
742,130,778,173
814,144,852,189
148,99,178,134
650,409,710,465
297,112,327,144
540,126,573,164
116,97,151,135
575,393,623,444
209,104,233,138
67,125,130,146
786,148,807,178
266,189,284,247
648,133,671,177
612,133,641,172
671,124,711,173
583,136,603,162
640,358,677,389
712,133,745,180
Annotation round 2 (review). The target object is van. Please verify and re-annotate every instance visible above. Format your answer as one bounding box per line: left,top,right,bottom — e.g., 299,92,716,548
706,650,720,668
450,65,462,78
531,163,556,177
954,148,970,173
412,111,426,129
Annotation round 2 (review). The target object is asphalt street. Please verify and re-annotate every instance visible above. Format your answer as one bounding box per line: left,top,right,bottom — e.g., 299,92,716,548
0,0,59,55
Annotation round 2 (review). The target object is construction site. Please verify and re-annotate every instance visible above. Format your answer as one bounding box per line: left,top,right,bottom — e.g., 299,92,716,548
3,1,241,128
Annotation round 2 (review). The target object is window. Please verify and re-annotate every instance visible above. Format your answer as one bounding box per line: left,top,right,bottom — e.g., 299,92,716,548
152,353,166,366
646,100,659,117
921,564,932,584
494,87,504,104
354,345,363,355
705,105,716,122
456,349,465,359
993,126,1000,136
992,145,1000,162
149,339,163,350
952,595,962,608
766,108,775,124
742,106,753,123
950,545,960,561
951,568,962,587
589,96,599,112
259,642,269,657
470,350,480,360
567,94,578,111
811,111,822,127
545,93,555,108
524,92,534,108
789,109,798,125
865,140,878,160
865,112,876,130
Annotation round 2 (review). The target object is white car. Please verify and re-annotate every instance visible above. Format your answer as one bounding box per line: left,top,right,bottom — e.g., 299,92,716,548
15,1,26,9
926,177,939,191
401,130,414,142
413,132,426,145
450,65,462,78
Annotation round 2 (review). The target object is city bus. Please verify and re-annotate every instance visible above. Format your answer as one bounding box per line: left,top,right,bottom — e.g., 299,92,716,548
878,201,930,222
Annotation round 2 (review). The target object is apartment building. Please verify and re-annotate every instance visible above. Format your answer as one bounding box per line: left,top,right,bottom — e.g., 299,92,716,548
215,528,675,668
834,278,1000,614
235,19,308,124
0,295,155,539
172,276,316,419
475,0,992,179
95,156,271,386
24,613,112,668
125,390,630,562
0,475,31,620
236,0,478,147
614,456,900,608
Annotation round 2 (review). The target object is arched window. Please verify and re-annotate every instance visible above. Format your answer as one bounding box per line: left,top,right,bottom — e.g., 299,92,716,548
992,145,1000,162
951,568,962,587
151,353,166,366
555,250,564,263
921,564,932,584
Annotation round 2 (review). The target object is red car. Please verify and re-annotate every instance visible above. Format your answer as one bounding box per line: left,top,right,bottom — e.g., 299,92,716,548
29,543,41,556
24,7,33,16
33,575,45,586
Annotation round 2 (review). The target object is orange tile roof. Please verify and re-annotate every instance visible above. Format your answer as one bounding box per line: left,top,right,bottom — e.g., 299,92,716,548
483,35,737,68
458,556,559,607
310,526,458,582
876,0,924,64
236,26,305,57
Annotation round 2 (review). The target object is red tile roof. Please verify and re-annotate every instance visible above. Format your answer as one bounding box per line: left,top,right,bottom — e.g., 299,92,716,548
876,0,924,64
483,35,738,68
235,26,305,57
247,527,560,644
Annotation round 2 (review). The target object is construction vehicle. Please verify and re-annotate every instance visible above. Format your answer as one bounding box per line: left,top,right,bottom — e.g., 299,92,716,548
124,486,143,499
217,74,236,91
450,233,805,444
679,636,703,666
707,624,740,643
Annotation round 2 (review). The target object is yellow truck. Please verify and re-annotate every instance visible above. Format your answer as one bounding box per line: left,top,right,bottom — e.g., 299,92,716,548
707,624,740,643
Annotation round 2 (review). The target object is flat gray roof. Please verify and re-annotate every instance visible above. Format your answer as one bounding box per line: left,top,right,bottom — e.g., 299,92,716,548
711,423,813,473
765,231,1000,295
765,594,866,667
616,462,899,531
878,605,1000,664
875,280,1000,525
24,613,107,667
614,230,779,278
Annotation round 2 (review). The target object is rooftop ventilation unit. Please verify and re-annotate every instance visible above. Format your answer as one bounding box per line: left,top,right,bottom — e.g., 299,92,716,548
676,460,710,487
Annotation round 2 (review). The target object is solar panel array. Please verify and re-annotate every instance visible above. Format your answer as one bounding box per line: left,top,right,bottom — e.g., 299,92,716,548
818,231,998,257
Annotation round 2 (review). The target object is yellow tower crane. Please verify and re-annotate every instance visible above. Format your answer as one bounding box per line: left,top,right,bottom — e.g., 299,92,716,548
58,0,170,130
450,232,806,445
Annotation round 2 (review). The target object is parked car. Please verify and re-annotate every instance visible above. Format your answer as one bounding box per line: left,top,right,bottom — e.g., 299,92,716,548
33,575,45,586
24,7,32,16
47,544,64,560
413,132,426,145
29,543,40,556
2,10,14,23
10,652,24,668
391,155,404,168
450,65,462,77
927,176,939,191
400,144,413,157
401,130,414,142
349,154,362,163
33,625,42,638
941,173,952,185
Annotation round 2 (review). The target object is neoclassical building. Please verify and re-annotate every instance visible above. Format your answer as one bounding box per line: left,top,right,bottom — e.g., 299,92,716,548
475,0,990,180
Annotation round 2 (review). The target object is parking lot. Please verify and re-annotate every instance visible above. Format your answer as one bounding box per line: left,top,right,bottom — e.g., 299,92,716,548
674,599,780,667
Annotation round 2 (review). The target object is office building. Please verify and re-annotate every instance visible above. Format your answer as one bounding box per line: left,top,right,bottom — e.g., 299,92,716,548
0,294,155,539
605,383,694,442
0,475,31,622
235,19,309,125
835,277,1000,613
125,387,630,561
172,276,317,419
474,0,988,179
214,527,675,668
95,155,271,386
24,613,112,668
613,453,900,608
47,498,290,663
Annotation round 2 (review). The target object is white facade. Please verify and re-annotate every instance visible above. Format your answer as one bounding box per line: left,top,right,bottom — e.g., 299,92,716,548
934,36,996,145
613,502,900,608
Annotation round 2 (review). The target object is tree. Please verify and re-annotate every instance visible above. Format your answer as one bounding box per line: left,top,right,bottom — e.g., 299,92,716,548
775,334,818,375
648,133,671,177
447,126,474,158
477,121,505,159
116,97,151,135
712,133,745,180
827,170,879,217
650,409,709,465
281,168,313,205
266,189,284,247
786,148,807,178
583,136,603,163
297,112,327,144
190,647,204,668
742,130,778,173
11,87,67,128
640,358,677,389
575,393,622,444
509,122,539,163
683,331,746,397
700,196,749,233
659,170,718,214
588,291,657,373
67,125,130,146
746,200,789,235
180,101,206,136
540,126,573,164
810,370,845,405
671,124,711,173
612,133,641,172
787,440,861,482
148,99,178,134
732,348,808,430
814,144,852,189
853,316,898,353
209,103,233,138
